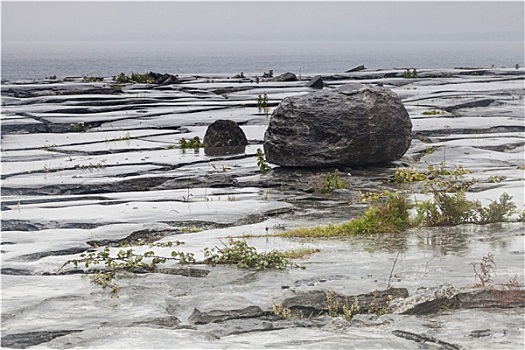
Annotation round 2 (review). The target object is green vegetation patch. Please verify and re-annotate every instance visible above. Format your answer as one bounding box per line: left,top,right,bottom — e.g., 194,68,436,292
280,190,520,238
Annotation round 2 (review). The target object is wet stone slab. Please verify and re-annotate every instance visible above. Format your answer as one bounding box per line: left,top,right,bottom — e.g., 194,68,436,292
1,68,524,349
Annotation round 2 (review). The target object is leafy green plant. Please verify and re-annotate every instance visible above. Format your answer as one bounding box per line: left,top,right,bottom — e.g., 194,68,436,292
282,189,520,238
281,191,412,237
179,136,204,149
415,190,477,226
256,148,271,174
58,244,196,297
474,193,517,224
402,68,418,78
203,239,289,270
317,170,348,193
415,191,517,226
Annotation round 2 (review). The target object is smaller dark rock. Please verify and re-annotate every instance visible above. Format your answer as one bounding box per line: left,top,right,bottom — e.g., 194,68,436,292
204,120,247,155
306,76,324,89
469,329,492,338
189,305,264,324
130,316,182,329
274,72,298,82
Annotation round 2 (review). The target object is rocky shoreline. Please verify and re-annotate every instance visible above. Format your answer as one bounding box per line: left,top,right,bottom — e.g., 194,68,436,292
1,68,524,349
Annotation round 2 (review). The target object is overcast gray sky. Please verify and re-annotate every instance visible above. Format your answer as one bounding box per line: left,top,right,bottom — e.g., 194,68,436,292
2,1,523,42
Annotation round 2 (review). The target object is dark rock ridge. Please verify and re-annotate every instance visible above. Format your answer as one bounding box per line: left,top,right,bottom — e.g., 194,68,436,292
203,119,248,156
264,83,412,167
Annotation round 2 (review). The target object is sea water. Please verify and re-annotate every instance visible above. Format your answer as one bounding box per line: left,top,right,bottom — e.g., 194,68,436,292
1,40,523,81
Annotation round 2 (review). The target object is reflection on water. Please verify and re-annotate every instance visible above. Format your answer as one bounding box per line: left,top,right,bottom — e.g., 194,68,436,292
363,223,521,257
204,146,246,156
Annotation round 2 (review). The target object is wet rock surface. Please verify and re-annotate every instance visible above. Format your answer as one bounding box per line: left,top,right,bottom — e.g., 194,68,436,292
1,68,524,349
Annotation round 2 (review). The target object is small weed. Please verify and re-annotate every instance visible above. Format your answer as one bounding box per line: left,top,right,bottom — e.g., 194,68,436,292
256,148,271,174
180,136,204,149
358,191,381,203
471,253,496,287
257,93,269,115
450,110,460,117
487,175,506,183
166,144,175,150
75,160,106,172
69,122,89,133
109,132,131,141
271,297,292,319
227,195,236,202
112,72,153,84
110,84,123,92
490,276,525,306
326,291,339,317
422,109,446,115
42,144,58,151
402,68,418,79
283,248,320,259
391,163,472,183
425,146,439,155
179,226,202,233
343,296,361,320
316,170,348,193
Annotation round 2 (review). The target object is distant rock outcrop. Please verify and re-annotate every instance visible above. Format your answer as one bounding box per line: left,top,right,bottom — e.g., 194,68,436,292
204,119,248,156
264,84,412,167
274,72,298,82
346,64,366,73
148,72,179,85
306,75,324,89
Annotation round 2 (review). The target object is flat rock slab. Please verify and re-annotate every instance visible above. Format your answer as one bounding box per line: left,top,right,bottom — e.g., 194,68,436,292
1,69,524,349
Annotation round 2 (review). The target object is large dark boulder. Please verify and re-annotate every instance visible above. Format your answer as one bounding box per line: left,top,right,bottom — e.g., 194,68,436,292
204,119,248,156
264,84,412,167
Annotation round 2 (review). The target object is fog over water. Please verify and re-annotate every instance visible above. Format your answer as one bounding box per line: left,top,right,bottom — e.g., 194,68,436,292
2,40,523,81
